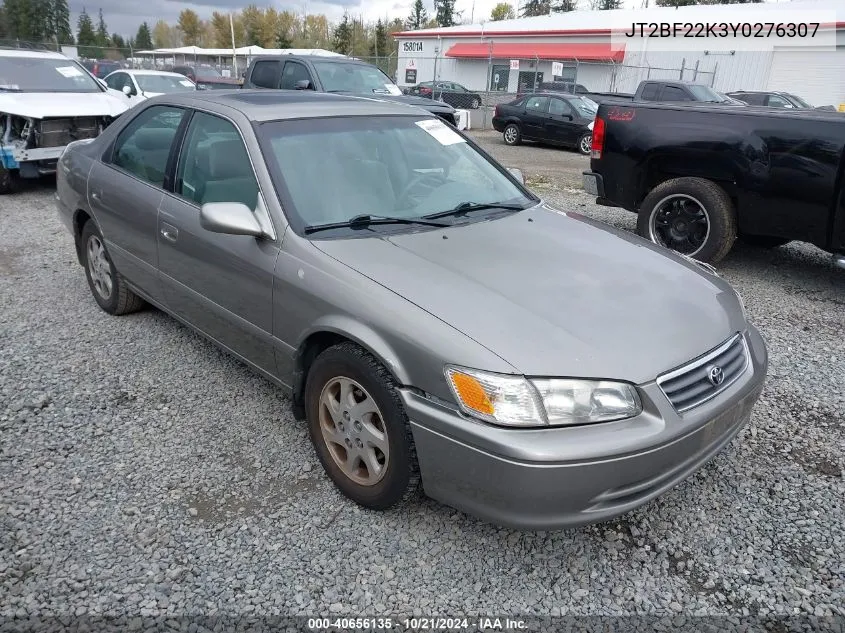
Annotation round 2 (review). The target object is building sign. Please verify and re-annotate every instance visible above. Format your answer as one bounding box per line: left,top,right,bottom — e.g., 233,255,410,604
403,41,424,53
405,69,417,84
510,59,520,70
551,61,563,77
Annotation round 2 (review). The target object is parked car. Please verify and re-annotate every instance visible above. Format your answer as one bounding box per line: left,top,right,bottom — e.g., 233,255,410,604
584,80,746,106
725,90,837,111
492,92,598,155
171,65,241,90
55,90,767,530
242,55,458,126
583,101,845,268
104,69,197,107
405,81,483,109
0,48,128,194
80,59,122,78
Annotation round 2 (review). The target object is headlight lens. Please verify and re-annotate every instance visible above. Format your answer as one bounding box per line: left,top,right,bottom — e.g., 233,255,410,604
445,366,641,428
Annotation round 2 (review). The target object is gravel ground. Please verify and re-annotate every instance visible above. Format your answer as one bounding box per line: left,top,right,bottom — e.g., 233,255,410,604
1,177,844,626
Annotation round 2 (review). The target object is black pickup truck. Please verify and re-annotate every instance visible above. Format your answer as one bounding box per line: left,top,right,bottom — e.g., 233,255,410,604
582,101,845,268
584,80,743,107
241,55,458,127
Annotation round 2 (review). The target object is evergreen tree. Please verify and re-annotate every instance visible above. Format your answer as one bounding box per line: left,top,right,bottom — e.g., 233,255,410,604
95,8,109,47
405,0,428,30
332,11,351,54
434,0,457,27
520,0,551,16
76,7,99,56
551,0,577,11
594,0,621,8
52,0,74,43
368,19,387,58
134,21,153,50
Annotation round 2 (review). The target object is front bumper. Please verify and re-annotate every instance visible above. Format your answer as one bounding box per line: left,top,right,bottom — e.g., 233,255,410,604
402,325,768,531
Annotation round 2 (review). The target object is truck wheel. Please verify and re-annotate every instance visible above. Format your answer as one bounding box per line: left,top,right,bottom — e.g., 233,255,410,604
738,233,790,249
637,177,736,264
0,165,18,195
503,124,521,146
577,133,592,155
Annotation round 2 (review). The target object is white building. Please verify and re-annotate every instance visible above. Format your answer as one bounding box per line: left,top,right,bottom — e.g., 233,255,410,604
393,0,845,107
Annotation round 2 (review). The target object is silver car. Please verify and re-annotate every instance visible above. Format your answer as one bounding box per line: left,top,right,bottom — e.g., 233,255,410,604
55,91,767,530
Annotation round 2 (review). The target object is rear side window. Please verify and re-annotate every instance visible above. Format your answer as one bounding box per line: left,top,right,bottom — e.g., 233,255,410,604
525,96,549,112
250,60,279,88
640,83,659,100
111,105,186,187
660,86,692,101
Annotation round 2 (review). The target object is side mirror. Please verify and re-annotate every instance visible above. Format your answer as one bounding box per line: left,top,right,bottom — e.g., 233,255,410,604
200,202,264,237
295,79,312,90
506,167,525,184
122,85,132,97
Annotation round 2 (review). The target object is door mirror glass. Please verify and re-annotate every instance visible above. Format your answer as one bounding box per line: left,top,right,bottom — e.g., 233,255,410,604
200,202,264,237
506,167,525,184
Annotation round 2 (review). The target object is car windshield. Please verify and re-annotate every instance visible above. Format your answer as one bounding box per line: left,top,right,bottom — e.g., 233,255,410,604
0,56,102,93
688,84,725,102
257,116,534,236
136,74,196,93
785,93,812,108
313,62,401,95
196,67,222,79
569,96,598,117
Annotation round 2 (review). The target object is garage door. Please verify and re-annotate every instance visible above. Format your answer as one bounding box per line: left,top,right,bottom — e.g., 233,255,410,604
767,47,845,108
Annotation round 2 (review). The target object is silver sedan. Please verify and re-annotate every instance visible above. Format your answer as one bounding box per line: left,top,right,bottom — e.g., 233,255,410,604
55,90,767,530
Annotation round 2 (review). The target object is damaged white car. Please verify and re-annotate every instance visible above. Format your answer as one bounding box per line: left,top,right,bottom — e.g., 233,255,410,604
0,49,128,194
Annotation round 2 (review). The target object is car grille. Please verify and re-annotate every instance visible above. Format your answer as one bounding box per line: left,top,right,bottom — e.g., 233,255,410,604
656,333,749,413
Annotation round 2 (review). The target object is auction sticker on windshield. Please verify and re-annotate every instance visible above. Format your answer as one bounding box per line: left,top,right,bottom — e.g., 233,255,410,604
416,119,465,146
384,84,403,96
179,80,194,87
56,66,83,78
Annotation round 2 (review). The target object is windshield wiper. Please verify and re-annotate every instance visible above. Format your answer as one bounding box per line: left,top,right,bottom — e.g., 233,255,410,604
423,201,528,220
303,213,449,235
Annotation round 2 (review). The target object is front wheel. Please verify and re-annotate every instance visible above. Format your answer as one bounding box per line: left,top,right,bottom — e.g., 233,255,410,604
305,342,419,510
503,124,521,146
577,133,592,156
636,177,736,264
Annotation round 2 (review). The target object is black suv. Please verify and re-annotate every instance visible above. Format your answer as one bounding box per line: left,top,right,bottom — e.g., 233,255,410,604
242,55,458,126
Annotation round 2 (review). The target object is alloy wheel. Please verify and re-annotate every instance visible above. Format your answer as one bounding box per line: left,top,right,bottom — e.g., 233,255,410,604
579,134,592,155
86,235,113,300
318,376,390,486
504,126,518,144
648,194,711,256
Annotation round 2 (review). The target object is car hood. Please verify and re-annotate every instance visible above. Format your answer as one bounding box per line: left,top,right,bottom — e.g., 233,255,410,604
313,205,746,384
0,91,128,118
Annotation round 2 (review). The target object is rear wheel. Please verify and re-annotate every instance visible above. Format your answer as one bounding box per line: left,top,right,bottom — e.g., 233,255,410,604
80,221,145,315
637,177,736,264
738,233,790,249
577,133,592,155
503,124,521,146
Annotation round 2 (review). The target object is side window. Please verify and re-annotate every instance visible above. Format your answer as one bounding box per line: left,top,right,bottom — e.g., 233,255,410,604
250,60,280,88
175,111,259,210
766,94,791,108
280,61,312,90
640,83,660,100
111,105,186,187
525,96,549,113
105,72,124,90
549,98,573,116
660,86,692,101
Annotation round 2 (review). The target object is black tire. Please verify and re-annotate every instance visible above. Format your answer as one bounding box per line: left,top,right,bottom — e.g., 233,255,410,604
576,132,592,156
80,221,145,315
503,123,521,146
305,342,420,510
0,165,18,195
738,233,790,249
637,177,736,264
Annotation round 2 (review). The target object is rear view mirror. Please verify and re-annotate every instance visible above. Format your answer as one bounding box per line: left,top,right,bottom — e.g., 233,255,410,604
200,202,264,237
295,79,313,90
507,167,525,184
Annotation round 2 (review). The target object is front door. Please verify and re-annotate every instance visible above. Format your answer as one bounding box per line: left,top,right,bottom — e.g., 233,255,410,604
545,97,580,145
88,104,188,303
157,109,279,375
521,95,549,140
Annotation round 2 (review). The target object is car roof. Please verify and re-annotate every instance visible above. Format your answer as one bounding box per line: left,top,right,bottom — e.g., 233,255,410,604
158,90,436,122
0,49,71,60
251,55,365,66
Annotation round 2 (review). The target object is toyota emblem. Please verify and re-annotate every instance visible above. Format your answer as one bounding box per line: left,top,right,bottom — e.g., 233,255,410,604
707,365,725,386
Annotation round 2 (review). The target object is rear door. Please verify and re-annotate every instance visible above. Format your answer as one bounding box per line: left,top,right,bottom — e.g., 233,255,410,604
545,97,580,145
521,95,549,140
88,104,188,303
157,109,280,375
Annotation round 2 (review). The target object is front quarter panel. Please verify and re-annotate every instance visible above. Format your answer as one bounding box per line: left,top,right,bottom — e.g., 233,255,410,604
274,234,517,403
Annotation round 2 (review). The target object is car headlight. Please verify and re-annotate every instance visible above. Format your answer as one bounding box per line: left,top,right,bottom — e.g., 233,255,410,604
445,366,641,428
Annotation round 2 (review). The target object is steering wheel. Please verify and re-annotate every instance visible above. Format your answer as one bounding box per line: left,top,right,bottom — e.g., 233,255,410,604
396,171,447,208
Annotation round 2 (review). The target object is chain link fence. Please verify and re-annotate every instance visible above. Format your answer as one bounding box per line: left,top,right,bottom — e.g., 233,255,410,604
391,51,718,130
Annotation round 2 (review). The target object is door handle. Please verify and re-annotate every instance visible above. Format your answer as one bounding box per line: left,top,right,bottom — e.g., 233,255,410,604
160,223,178,242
